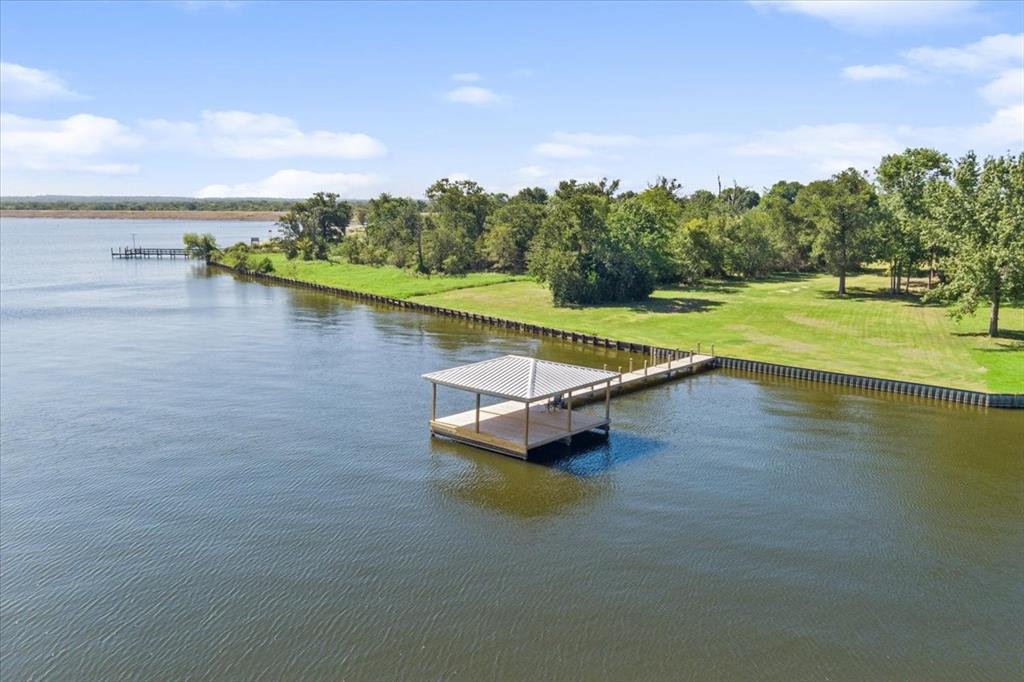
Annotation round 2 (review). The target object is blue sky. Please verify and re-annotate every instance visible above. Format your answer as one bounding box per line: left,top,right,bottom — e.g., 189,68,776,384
1,0,1021,198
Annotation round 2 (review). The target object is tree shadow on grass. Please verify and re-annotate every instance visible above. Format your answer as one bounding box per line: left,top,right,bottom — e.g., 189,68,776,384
816,286,945,307
562,287,725,315
628,297,724,314
953,329,1024,344
688,280,749,294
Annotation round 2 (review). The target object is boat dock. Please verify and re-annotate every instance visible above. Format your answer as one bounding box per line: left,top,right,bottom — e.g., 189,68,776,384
111,247,188,259
424,353,713,459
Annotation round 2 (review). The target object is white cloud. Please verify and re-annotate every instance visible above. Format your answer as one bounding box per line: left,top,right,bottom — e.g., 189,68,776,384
518,165,551,178
733,123,902,172
903,33,1024,74
0,62,81,101
733,113,1023,174
969,105,1024,146
533,132,646,159
534,142,593,159
446,172,472,182
550,132,644,148
979,69,1024,106
81,163,141,175
446,86,500,106
451,72,481,82
842,64,912,81
195,169,380,198
663,132,729,148
141,110,385,159
0,113,140,172
750,1,980,31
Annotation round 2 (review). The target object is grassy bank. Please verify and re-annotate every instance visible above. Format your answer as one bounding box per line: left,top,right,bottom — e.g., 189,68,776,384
221,253,1022,392
237,252,527,298
411,273,1022,393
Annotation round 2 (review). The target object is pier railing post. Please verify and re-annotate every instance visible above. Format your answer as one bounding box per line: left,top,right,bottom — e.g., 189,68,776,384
605,381,611,421
523,401,530,448
475,393,480,433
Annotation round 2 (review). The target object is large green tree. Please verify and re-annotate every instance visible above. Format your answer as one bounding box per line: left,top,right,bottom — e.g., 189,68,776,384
760,180,814,271
422,178,498,273
795,169,879,296
277,192,352,259
361,193,425,270
529,190,610,304
425,178,496,240
925,152,1024,337
875,148,951,293
529,181,656,304
632,183,684,281
481,194,547,273
182,232,219,263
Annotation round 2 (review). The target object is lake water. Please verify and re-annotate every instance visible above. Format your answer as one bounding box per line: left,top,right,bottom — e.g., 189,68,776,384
1,218,1022,681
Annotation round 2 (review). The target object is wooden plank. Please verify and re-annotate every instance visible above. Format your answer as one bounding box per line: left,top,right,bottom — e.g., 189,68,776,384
432,402,608,454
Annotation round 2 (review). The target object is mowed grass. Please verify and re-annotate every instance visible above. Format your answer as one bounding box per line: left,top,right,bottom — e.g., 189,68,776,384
408,271,1023,393
236,253,1021,391
252,253,527,299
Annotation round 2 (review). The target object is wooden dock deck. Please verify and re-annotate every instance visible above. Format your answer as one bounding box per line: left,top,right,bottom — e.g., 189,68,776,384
431,402,608,458
429,354,714,458
111,247,188,259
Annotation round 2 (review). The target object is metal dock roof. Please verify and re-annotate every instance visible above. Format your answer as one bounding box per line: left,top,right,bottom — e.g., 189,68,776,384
423,355,619,402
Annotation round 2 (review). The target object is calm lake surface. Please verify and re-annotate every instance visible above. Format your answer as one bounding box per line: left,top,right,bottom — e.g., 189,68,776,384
1,218,1022,681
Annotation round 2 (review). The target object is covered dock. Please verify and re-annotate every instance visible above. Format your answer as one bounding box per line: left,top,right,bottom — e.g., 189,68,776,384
424,355,619,459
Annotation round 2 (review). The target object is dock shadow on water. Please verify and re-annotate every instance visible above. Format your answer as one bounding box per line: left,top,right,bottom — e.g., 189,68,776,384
428,430,666,518
428,439,610,518
530,430,666,477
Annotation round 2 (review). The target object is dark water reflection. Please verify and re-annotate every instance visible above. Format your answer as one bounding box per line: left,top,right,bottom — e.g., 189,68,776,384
2,219,1022,681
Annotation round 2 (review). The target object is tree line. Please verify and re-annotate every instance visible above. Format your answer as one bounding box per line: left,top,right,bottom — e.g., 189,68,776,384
237,148,1023,336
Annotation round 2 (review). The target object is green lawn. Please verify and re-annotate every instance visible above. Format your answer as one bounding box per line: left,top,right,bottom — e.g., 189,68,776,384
409,272,1023,393
229,253,1022,391
244,253,527,299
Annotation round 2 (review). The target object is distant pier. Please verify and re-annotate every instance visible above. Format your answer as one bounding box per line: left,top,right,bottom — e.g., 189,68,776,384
111,247,188,259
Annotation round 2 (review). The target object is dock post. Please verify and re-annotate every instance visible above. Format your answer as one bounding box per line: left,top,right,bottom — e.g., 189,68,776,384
711,344,715,357
605,381,611,421
567,395,573,431
629,357,633,372
644,360,648,378
524,402,530,448
475,393,480,432
618,367,622,383
431,383,437,420
697,342,701,355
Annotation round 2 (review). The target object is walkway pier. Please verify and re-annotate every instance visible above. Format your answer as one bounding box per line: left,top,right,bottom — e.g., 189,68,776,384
424,353,713,459
111,247,188,259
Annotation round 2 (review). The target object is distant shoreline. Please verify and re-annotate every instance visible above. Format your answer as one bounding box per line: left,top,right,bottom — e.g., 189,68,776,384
0,209,284,221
